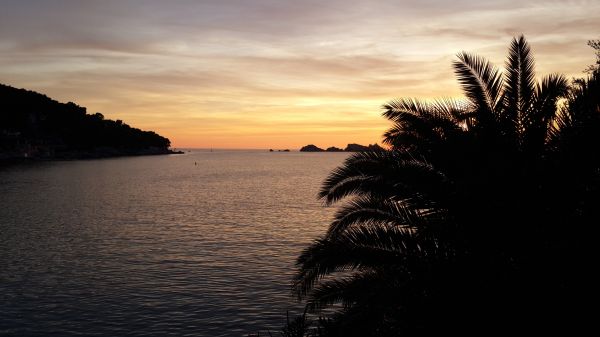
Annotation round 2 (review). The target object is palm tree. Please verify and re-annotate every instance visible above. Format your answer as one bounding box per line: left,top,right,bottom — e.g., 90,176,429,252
293,36,599,335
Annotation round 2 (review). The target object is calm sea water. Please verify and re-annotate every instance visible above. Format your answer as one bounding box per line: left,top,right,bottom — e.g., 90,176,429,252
0,150,347,337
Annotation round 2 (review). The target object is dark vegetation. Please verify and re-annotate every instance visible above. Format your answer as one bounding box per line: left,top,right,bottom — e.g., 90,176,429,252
0,84,178,160
284,36,600,336
300,143,384,152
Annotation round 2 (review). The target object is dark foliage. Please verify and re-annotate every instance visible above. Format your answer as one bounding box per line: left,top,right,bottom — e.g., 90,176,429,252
280,311,312,337
0,84,172,159
585,39,600,73
294,36,600,336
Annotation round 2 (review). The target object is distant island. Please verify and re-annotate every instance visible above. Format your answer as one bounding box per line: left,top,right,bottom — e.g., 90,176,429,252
300,143,384,152
0,84,182,161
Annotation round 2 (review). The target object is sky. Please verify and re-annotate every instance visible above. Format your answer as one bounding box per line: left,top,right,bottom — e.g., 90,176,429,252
1,0,599,149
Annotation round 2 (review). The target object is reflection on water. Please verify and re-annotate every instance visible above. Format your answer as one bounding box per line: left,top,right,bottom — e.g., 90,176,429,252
0,150,347,337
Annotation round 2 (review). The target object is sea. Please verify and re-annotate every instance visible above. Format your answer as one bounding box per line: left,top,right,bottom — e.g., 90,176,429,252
0,150,348,337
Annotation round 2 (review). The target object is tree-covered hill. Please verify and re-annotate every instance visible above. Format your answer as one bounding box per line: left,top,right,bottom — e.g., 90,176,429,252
0,84,178,160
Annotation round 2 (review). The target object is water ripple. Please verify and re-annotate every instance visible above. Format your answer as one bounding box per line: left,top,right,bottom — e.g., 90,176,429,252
0,151,346,337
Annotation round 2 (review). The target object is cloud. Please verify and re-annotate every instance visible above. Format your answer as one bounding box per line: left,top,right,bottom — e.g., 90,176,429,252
1,0,598,147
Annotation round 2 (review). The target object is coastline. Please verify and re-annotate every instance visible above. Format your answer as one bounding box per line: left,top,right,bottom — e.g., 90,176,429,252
0,147,184,164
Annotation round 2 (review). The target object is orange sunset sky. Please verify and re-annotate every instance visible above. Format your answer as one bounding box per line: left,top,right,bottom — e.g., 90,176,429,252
1,0,599,149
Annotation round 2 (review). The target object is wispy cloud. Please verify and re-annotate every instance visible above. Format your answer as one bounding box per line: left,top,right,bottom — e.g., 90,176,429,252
1,0,598,148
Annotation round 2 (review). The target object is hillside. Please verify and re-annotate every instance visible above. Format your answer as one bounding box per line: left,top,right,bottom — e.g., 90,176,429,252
0,84,179,160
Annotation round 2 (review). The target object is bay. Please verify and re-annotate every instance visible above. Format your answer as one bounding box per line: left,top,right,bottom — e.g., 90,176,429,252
0,150,347,337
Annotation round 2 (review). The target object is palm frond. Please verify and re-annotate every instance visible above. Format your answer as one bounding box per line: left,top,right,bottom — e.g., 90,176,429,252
382,124,425,150
522,73,567,153
293,226,436,298
548,71,600,152
328,196,421,236
453,52,503,128
382,98,468,150
305,271,397,312
318,151,404,204
503,35,537,140
383,98,435,122
431,98,473,128
383,98,466,123
319,150,448,206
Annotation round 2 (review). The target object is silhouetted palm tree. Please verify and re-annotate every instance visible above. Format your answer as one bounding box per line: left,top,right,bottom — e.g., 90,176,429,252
294,36,600,336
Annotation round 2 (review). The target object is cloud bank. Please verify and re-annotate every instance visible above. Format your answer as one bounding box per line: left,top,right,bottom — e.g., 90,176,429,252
1,0,598,148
